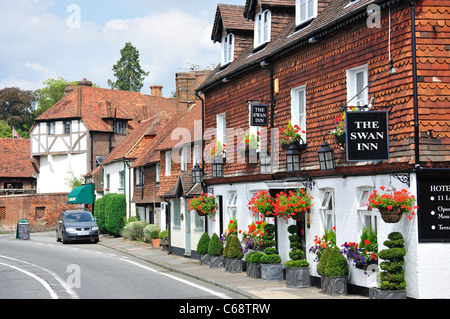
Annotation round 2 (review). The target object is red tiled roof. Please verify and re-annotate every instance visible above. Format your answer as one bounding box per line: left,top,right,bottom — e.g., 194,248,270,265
35,85,179,133
212,4,254,42
0,138,37,178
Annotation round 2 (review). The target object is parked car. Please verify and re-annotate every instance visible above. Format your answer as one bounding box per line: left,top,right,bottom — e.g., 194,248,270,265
56,209,99,244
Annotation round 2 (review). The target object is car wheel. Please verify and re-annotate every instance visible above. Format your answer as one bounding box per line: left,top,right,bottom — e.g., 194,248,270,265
62,232,70,244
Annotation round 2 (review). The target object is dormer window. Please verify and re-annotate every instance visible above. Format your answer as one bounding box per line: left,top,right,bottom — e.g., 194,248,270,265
254,9,271,48
296,0,318,26
221,33,234,66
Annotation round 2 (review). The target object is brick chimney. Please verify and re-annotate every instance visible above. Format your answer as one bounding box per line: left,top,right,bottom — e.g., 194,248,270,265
150,85,163,97
176,69,212,109
77,78,93,87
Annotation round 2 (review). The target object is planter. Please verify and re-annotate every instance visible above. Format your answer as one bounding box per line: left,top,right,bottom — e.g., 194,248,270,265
224,258,245,273
285,267,310,288
334,133,346,145
199,254,210,266
379,207,403,223
369,287,406,299
152,238,160,248
290,210,306,221
209,255,224,268
260,263,284,282
321,276,348,296
246,262,262,279
281,140,307,151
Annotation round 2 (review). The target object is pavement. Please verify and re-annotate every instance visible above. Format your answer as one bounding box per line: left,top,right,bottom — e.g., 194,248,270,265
98,234,368,299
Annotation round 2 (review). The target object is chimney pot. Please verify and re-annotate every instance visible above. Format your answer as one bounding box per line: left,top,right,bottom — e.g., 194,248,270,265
150,85,163,97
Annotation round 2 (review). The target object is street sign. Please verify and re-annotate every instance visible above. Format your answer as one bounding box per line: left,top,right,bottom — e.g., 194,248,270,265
346,111,389,161
250,103,269,127
16,219,30,240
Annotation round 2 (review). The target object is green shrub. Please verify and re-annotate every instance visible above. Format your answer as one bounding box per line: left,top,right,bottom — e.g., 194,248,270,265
245,251,255,263
264,247,277,255
104,194,126,237
289,249,304,261
208,233,223,256
197,232,210,254
317,247,332,276
94,193,115,233
318,246,349,277
150,229,160,240
285,223,309,268
260,254,282,264
379,232,407,291
224,235,244,259
285,259,309,268
159,230,168,240
260,223,281,264
143,224,159,242
121,220,146,241
250,251,264,263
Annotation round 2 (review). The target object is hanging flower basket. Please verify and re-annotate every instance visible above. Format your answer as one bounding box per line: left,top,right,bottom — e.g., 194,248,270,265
247,190,275,219
280,121,306,151
188,194,217,218
273,189,312,220
378,206,403,223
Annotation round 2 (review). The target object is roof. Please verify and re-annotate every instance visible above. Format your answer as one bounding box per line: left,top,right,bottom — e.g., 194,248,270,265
244,0,296,20
0,138,37,178
211,4,254,42
199,0,376,92
35,84,179,133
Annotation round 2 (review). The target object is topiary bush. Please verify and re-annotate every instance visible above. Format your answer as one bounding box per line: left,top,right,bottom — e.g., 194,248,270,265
324,246,349,277
378,232,406,291
285,224,309,268
208,233,223,256
224,234,244,259
104,193,126,237
260,224,281,264
197,232,210,255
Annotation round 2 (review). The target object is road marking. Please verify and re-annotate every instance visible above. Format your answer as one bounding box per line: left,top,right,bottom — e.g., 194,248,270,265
0,255,79,299
119,258,231,299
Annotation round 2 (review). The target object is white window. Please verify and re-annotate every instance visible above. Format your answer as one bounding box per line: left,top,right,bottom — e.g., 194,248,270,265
155,163,160,184
165,151,171,176
216,113,226,146
296,0,318,26
227,192,237,220
180,146,188,171
119,170,125,189
193,144,200,165
358,188,378,234
135,167,143,186
48,122,55,135
291,84,307,138
347,64,369,107
221,33,234,65
254,9,271,48
319,189,335,231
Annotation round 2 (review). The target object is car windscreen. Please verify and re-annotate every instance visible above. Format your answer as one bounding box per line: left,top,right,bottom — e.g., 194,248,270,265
65,213,94,223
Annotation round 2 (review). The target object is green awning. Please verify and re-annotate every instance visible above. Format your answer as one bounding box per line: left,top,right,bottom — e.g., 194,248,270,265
67,184,95,204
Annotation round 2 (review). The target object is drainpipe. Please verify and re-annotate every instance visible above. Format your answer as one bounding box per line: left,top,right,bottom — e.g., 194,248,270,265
195,91,208,233
260,60,275,129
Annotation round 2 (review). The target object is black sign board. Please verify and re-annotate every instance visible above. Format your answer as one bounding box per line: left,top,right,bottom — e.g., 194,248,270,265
418,171,450,242
16,219,30,240
250,103,269,127
346,111,389,161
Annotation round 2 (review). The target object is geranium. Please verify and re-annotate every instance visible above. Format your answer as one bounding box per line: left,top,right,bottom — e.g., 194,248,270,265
236,131,259,152
331,112,346,136
187,193,217,218
309,227,336,262
247,190,275,218
367,186,418,220
273,189,313,220
280,121,305,146
242,220,267,252
221,218,239,246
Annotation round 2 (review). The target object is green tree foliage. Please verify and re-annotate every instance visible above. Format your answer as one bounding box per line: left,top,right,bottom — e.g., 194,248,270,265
0,120,12,138
107,42,149,92
0,87,35,135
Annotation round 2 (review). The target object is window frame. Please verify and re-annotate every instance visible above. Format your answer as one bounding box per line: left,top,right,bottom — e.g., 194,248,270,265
221,33,234,66
346,64,369,107
216,113,226,147
165,151,171,176
227,191,237,220
290,84,307,138
48,121,55,135
254,9,271,48
64,121,71,135
319,189,335,231
296,0,318,26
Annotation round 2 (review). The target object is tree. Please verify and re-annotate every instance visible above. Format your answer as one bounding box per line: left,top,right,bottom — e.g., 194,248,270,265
33,77,77,118
107,42,149,92
0,87,35,134
0,120,12,138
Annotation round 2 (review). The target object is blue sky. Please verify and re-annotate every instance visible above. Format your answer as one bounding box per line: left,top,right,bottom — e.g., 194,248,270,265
0,0,245,97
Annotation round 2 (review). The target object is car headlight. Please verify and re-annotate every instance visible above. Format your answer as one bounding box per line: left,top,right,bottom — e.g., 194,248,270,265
66,227,76,232
91,226,99,231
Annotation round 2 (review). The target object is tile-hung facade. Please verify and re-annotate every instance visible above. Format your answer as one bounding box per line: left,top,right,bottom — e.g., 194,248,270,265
197,0,450,298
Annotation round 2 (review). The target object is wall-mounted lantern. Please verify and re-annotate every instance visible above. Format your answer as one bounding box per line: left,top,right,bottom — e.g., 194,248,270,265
318,133,336,171
212,159,223,178
192,163,203,184
286,144,301,172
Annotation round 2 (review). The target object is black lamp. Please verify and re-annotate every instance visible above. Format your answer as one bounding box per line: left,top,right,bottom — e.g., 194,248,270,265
192,163,203,184
286,144,300,172
318,140,336,171
212,159,223,178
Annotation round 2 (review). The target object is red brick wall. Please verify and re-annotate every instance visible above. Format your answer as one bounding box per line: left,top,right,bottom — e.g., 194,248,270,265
0,193,84,232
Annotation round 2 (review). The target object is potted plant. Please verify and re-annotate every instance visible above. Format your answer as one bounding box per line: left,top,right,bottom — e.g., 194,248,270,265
245,251,263,279
197,232,211,265
280,121,306,150
309,228,336,263
370,232,407,299
285,225,310,288
150,229,160,248
317,246,349,296
341,227,378,271
223,234,245,273
259,224,284,282
247,191,275,219
188,193,217,218
273,189,312,221
236,131,259,159
367,186,417,223
331,112,346,145
242,220,267,253
160,230,169,251
207,233,224,268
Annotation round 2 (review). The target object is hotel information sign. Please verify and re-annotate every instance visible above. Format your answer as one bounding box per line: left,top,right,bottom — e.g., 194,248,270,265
418,171,450,242
346,111,389,162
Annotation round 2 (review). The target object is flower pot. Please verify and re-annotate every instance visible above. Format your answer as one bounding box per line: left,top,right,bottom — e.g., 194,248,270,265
199,254,210,266
321,276,348,296
369,287,406,299
209,255,224,268
379,207,403,223
285,267,310,288
282,140,307,151
224,258,245,273
246,262,262,279
290,210,306,221
335,133,346,145
261,263,284,282
152,238,160,248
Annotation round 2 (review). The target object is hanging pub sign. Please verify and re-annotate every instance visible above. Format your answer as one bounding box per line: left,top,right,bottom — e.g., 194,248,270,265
346,110,389,161
418,171,450,242
250,103,269,127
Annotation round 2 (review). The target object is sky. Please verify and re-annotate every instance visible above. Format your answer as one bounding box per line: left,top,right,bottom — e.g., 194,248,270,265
0,0,245,97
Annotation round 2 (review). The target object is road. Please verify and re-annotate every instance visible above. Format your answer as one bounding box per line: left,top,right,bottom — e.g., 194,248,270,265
0,231,243,299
